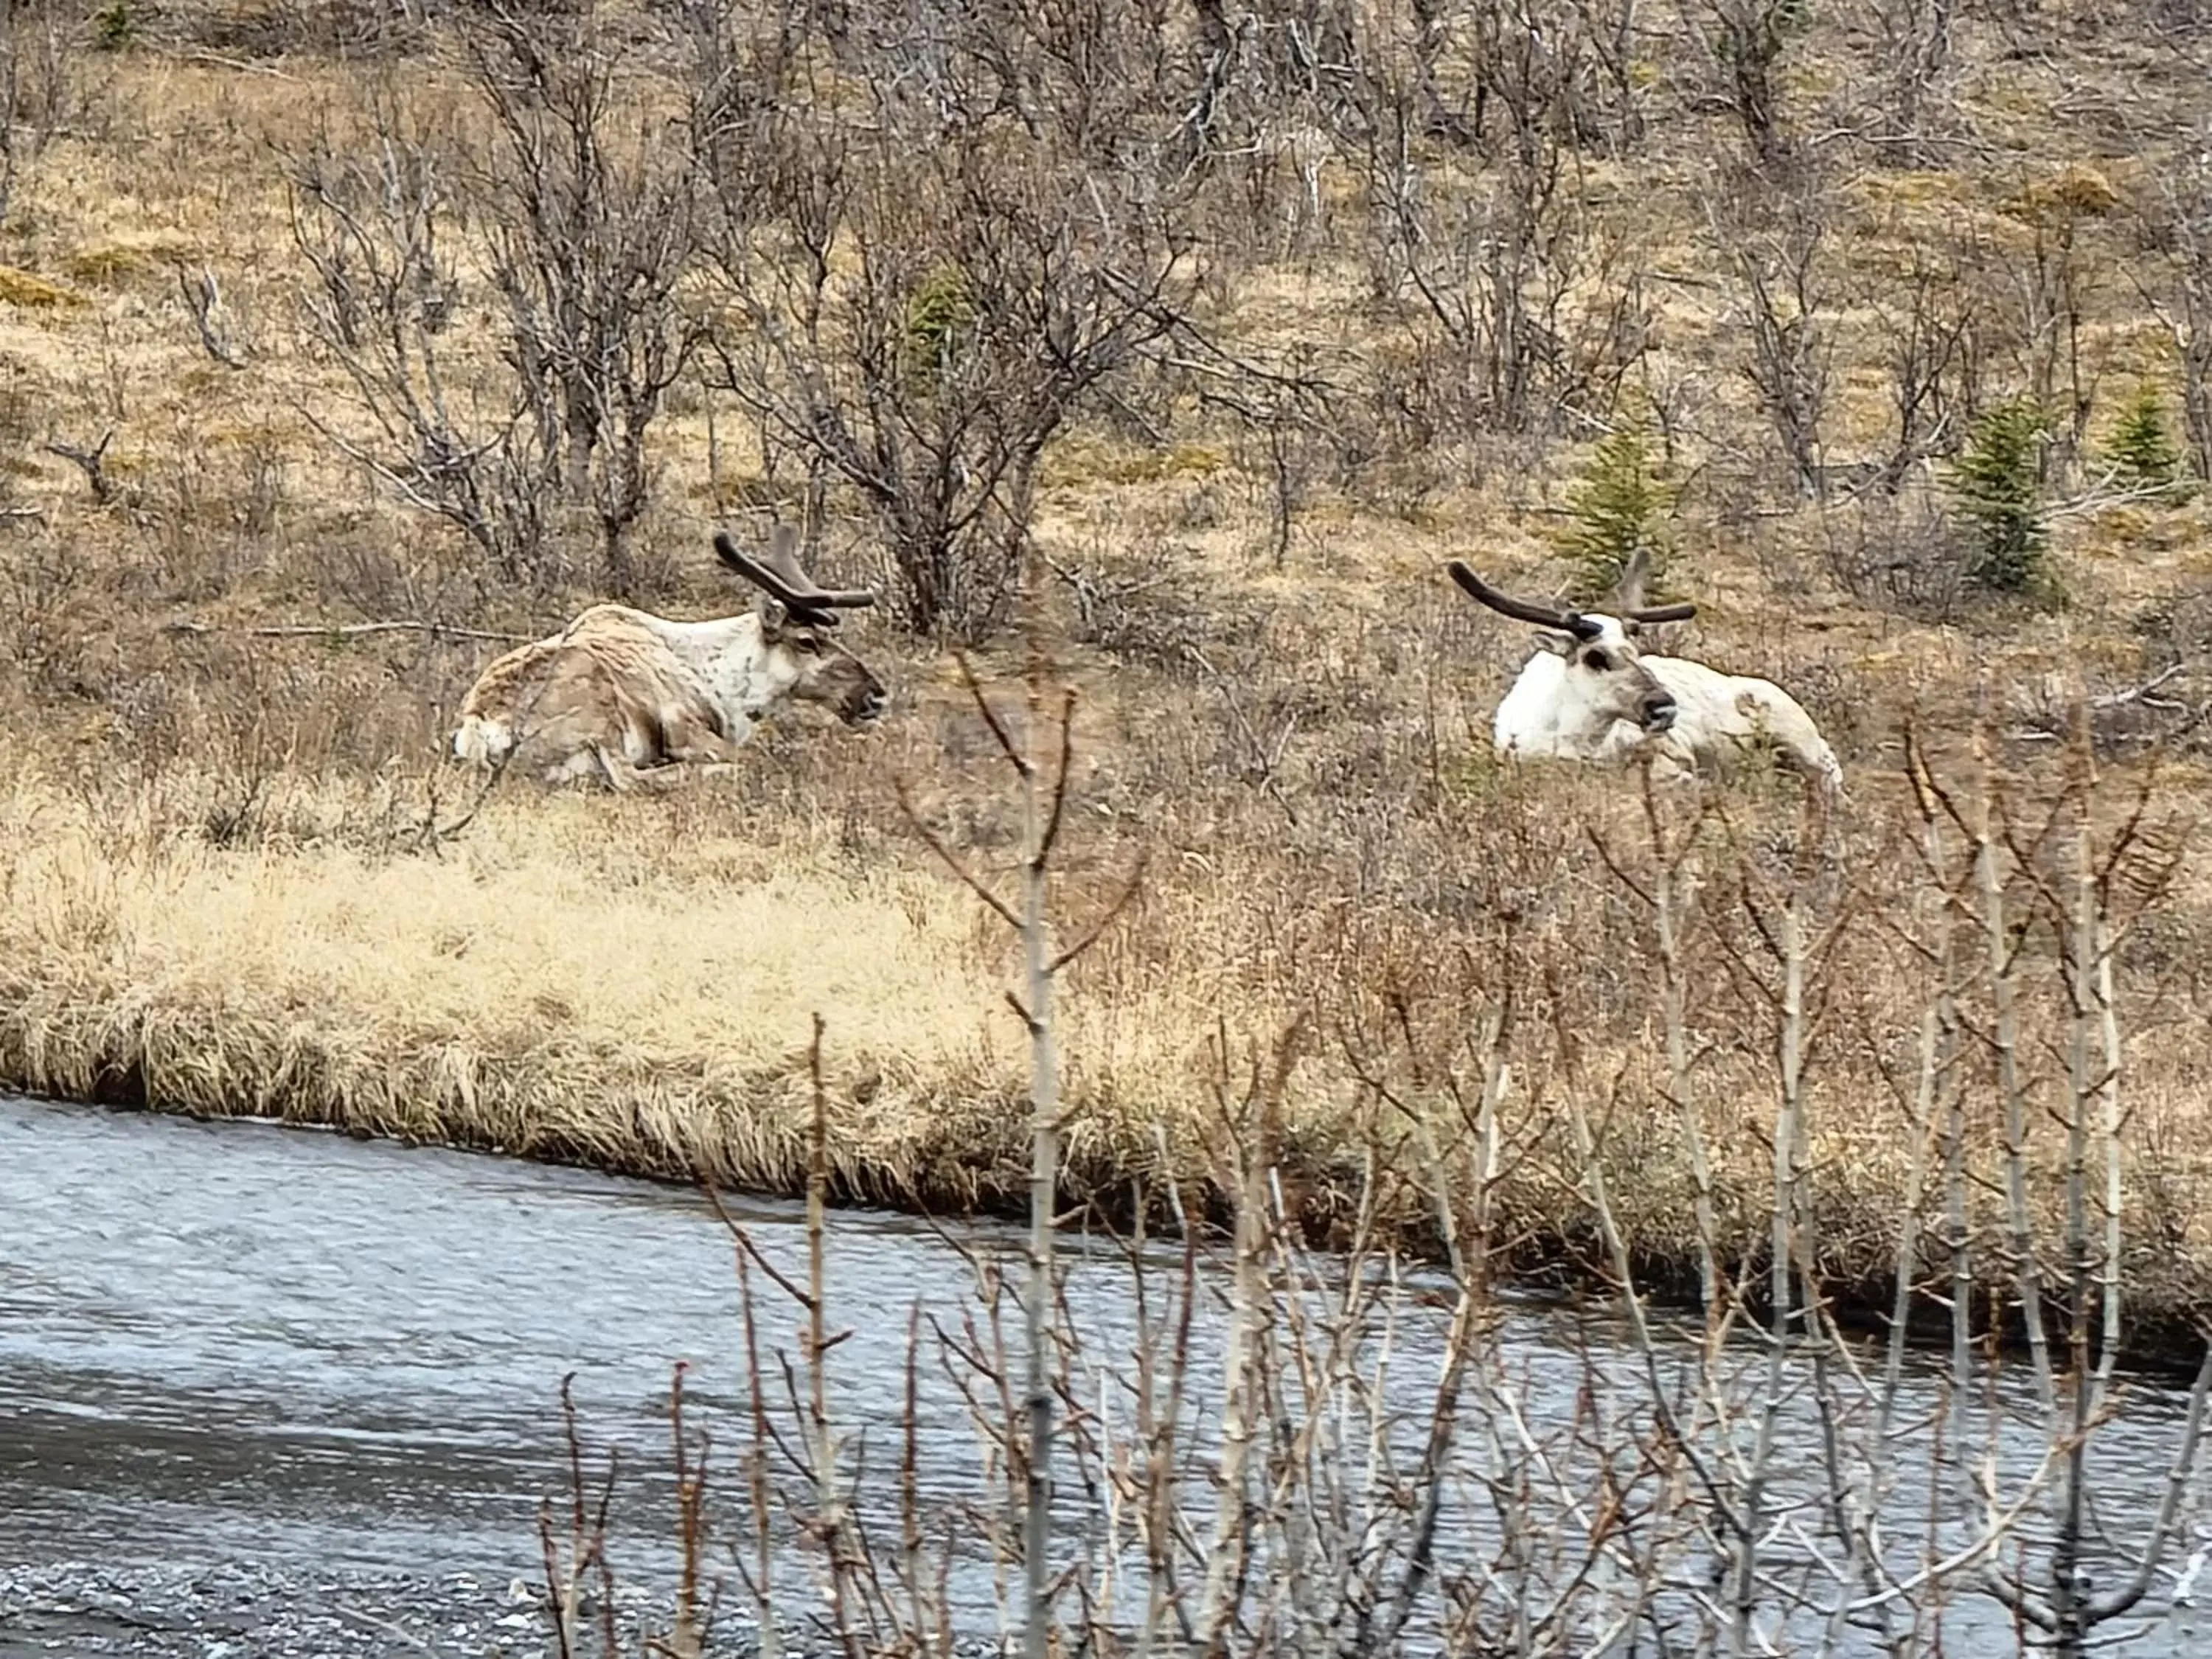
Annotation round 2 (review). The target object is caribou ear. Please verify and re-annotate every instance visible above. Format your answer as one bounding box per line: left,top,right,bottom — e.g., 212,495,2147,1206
1531,632,1573,656
753,591,788,636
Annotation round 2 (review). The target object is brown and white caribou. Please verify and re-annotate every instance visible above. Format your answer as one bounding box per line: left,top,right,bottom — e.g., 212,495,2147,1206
451,527,887,790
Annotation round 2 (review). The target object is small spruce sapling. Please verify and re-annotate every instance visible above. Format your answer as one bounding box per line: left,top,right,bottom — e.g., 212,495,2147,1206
1557,420,1676,602
902,265,975,395
94,2,134,49
1947,397,2055,595
2100,383,2195,505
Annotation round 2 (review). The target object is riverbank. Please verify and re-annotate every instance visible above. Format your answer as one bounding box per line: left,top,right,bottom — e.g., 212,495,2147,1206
7,758,2211,1368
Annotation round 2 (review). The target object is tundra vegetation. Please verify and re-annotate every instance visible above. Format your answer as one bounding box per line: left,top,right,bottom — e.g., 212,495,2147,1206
1,4,2212,1638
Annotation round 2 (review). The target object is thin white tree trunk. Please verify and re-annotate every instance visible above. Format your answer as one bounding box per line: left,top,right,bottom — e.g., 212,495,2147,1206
1022,616,1060,1659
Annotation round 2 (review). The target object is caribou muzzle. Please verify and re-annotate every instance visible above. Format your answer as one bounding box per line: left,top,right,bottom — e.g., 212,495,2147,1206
848,681,890,726
1639,688,1678,734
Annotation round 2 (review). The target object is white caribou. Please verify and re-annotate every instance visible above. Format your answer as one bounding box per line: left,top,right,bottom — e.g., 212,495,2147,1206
1448,559,1843,797
452,527,887,790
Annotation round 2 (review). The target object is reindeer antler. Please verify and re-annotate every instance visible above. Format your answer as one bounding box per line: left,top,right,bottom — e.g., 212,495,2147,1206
1611,546,1697,625
715,526,875,624
1447,561,1605,640
1614,545,1652,612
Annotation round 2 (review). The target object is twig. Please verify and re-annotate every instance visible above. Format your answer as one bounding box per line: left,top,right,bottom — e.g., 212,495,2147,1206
1034,690,1078,866
2047,476,2198,521
892,773,1022,930
2093,662,2190,709
1184,644,1300,827
703,1183,818,1312
2093,1342,2212,1618
953,650,1030,774
323,1604,449,1657
178,265,248,369
164,617,536,645
1048,850,1150,975
43,429,114,504
175,48,307,82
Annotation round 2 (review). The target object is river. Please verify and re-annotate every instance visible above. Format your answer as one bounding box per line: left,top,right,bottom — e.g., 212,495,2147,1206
2,1093,2207,1657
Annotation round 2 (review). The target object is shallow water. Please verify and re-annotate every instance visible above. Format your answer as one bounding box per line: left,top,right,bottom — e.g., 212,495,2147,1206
2,1094,2207,1654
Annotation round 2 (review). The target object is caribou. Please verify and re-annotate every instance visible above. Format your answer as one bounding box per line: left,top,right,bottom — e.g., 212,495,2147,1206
1447,557,1844,797
451,527,887,790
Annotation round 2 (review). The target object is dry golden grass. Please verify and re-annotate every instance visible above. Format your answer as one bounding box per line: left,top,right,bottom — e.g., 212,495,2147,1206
2,7,2211,1346
7,726,2211,1348
0,770,1024,1197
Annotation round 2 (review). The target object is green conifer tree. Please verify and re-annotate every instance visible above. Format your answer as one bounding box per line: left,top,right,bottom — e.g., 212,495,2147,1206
1947,397,2054,594
94,2,135,49
902,265,975,395
1557,421,1674,601
2102,383,2194,504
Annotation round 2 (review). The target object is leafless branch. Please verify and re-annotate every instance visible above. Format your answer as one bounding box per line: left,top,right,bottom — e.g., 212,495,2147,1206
1047,851,1150,975
892,773,1023,931
42,428,114,504
163,617,535,645
176,263,247,369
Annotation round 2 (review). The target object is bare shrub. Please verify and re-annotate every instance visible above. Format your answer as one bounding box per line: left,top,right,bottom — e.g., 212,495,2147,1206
1820,466,1970,612
1862,246,1983,487
1709,186,1833,495
1688,0,1802,175
1183,0,1366,161
1568,0,1655,150
2146,148,2212,483
692,0,1197,640
1346,15,1654,440
0,524,95,701
521,731,2212,1658
1992,170,2121,481
0,1,77,231
1049,532,1259,675
463,5,703,594
1858,0,1961,166
291,10,698,597
290,88,565,585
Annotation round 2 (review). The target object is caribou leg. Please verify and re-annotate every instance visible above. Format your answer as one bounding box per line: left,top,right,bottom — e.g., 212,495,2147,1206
591,745,748,793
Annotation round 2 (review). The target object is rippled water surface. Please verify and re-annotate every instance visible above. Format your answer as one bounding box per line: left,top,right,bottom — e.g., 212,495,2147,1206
0,1095,1001,1580
4,1094,2207,1653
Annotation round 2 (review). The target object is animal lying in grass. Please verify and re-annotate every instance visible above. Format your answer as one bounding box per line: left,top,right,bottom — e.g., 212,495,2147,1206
452,527,886,790
1448,557,1845,798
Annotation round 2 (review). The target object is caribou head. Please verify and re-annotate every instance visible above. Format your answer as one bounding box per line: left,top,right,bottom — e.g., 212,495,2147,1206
1447,552,1697,738
715,526,888,726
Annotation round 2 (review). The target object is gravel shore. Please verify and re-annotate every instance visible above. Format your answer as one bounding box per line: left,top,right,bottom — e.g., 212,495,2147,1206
0,1562,1031,1658
0,1562,764,1659
1,1563,538,1658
